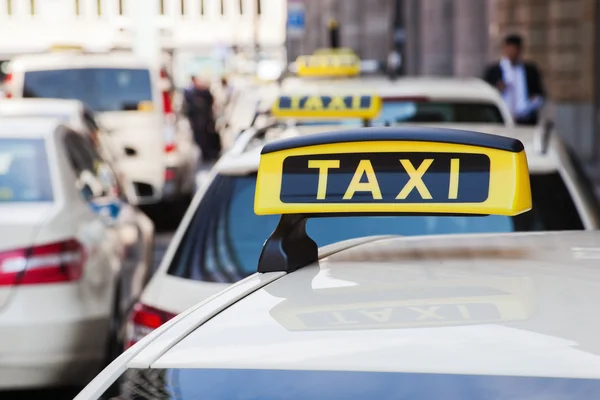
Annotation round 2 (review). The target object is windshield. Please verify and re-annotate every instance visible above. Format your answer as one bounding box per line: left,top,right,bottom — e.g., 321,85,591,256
372,101,504,125
0,138,53,202
102,368,600,399
167,171,583,283
23,68,153,112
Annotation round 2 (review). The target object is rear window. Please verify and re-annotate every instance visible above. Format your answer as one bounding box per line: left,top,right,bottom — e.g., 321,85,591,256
372,101,504,125
102,368,600,399
166,171,582,283
23,68,153,112
0,138,53,202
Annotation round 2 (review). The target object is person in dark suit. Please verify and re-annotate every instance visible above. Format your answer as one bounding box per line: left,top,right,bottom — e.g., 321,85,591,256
483,34,546,125
183,76,219,162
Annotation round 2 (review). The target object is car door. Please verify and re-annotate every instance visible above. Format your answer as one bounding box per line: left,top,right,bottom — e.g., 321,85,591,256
65,132,150,317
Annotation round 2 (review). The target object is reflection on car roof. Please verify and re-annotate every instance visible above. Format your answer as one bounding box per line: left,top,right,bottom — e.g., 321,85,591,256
154,230,600,379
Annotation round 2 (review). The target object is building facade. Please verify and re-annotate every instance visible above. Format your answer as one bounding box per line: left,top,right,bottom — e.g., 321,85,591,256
0,0,286,53
285,0,395,61
287,0,600,178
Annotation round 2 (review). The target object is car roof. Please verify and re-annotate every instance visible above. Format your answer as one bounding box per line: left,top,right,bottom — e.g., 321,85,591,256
0,98,83,115
0,116,64,139
150,230,600,378
216,125,557,176
281,76,503,102
9,52,152,71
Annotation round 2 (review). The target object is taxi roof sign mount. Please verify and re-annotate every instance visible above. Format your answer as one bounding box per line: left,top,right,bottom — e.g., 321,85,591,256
255,127,532,274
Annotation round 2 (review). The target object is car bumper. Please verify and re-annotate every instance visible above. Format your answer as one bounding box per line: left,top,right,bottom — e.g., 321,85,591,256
0,285,110,389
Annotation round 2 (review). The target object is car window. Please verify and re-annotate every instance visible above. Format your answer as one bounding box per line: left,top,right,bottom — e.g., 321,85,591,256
372,101,504,125
23,68,153,112
63,131,117,201
166,171,582,283
101,368,600,400
565,147,600,220
0,138,53,202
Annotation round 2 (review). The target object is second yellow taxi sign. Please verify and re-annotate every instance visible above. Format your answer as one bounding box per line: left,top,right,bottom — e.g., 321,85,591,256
295,53,361,77
270,94,382,120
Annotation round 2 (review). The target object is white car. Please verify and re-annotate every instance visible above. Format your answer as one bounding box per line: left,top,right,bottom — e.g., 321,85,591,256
120,120,600,349
76,127,600,400
4,51,199,210
0,117,152,390
280,76,515,126
0,98,155,276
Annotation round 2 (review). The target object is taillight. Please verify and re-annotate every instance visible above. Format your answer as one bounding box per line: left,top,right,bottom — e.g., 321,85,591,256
126,303,176,349
162,91,173,114
164,167,176,181
0,239,85,286
164,143,176,153
3,73,12,98
160,68,173,114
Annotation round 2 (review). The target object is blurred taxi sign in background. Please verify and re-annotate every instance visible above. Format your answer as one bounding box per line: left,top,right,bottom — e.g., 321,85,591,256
137,101,155,112
270,94,382,120
49,44,85,52
313,48,356,55
254,128,532,216
294,53,361,77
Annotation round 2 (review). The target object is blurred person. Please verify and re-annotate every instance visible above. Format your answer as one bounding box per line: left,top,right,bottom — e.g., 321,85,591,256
183,75,220,162
483,34,545,125
386,47,402,80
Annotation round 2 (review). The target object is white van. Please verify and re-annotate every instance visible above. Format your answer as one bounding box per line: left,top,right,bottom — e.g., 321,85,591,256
5,51,198,209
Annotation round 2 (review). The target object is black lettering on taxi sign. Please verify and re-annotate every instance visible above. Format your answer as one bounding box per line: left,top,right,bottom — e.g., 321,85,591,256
275,95,373,112
279,152,490,204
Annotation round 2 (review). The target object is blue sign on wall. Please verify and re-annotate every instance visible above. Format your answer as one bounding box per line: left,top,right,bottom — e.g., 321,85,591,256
287,1,306,36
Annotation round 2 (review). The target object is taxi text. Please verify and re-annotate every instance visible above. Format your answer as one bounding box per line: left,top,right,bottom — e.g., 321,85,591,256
279,153,490,203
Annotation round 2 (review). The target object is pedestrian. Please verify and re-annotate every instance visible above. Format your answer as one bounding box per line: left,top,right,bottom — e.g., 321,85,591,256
386,47,402,80
483,34,545,126
183,75,220,162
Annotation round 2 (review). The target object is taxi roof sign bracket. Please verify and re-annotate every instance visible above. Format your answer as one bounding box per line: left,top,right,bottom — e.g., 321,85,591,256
254,128,532,274
257,215,318,273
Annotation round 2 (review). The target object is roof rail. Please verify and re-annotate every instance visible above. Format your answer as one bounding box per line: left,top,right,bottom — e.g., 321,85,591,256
534,119,554,155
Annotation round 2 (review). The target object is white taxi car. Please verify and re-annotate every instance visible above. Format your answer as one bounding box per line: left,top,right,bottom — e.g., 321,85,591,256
4,51,199,211
281,75,514,126
76,127,600,399
0,98,155,273
0,117,152,390
121,95,600,349
279,51,514,127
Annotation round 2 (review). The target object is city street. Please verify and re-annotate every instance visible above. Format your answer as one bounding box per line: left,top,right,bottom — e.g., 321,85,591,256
2,0,600,398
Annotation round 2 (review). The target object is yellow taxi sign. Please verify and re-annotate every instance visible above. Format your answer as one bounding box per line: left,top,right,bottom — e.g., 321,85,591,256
271,94,381,120
254,127,532,216
313,47,356,55
49,44,84,52
137,101,154,112
295,54,360,77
